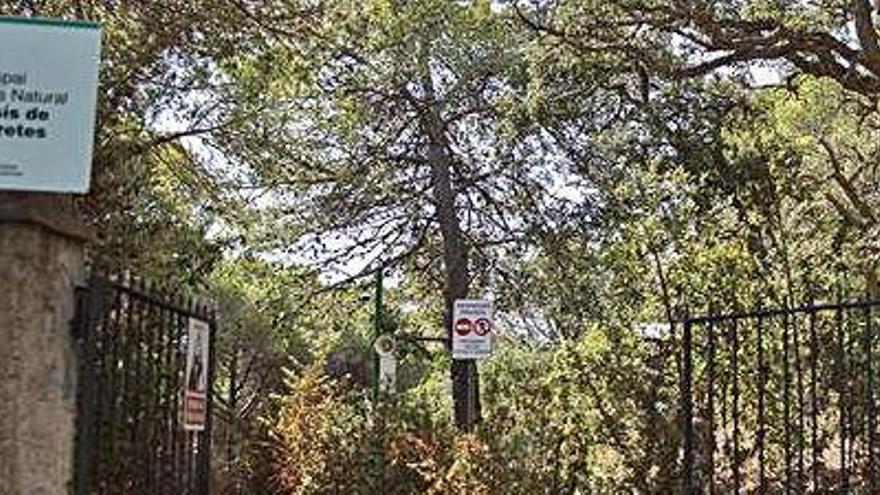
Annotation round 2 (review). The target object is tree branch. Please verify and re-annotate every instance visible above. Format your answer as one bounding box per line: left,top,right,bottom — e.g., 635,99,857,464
853,0,880,75
819,137,877,225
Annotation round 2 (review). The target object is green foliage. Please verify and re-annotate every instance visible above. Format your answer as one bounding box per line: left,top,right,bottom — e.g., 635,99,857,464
265,328,678,494
0,1,254,284
269,367,374,494
207,0,570,296
721,75,880,297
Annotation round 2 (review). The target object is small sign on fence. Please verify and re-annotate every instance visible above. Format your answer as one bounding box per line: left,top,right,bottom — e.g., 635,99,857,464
184,317,210,431
451,299,494,359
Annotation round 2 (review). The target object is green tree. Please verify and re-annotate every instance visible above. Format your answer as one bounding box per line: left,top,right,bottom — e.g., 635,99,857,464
211,0,576,429
517,0,880,97
0,1,255,283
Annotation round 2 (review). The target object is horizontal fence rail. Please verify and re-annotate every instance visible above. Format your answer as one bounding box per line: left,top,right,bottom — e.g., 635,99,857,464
73,277,216,495
681,298,880,494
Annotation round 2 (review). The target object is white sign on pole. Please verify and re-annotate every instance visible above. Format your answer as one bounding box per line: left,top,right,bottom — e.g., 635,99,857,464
451,299,494,360
0,17,102,193
374,334,397,393
378,355,397,393
184,317,210,431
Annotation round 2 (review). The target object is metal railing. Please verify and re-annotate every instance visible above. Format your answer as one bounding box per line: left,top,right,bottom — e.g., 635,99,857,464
681,298,880,493
72,277,216,495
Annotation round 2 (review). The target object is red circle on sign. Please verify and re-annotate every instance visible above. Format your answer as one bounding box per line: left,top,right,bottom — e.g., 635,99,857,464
454,318,472,336
474,318,491,336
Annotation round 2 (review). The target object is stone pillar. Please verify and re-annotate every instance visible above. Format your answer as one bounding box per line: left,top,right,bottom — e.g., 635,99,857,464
0,192,88,495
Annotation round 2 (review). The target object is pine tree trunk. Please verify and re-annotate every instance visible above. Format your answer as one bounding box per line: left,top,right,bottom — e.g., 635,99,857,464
417,43,480,431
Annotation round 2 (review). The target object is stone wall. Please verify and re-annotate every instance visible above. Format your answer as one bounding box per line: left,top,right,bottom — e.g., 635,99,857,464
0,193,86,495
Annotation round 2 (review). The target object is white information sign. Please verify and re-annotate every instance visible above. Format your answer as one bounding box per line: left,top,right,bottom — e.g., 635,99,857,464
451,299,494,360
374,334,397,393
0,17,101,193
184,317,210,431
378,355,397,393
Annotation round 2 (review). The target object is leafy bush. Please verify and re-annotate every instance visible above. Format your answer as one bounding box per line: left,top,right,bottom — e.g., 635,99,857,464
269,367,374,494
266,326,680,494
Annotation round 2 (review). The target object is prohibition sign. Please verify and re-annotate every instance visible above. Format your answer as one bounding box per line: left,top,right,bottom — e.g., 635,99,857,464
454,318,472,336
474,318,491,336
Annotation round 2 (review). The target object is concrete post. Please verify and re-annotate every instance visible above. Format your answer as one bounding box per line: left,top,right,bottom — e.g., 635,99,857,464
0,192,88,495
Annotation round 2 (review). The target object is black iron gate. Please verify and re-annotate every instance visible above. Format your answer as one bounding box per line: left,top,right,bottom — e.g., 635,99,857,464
680,297,880,493
72,277,216,495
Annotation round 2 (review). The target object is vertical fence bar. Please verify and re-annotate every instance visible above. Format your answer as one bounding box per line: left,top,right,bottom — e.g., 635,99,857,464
847,388,855,492
782,311,792,493
128,288,143,491
757,314,767,493
837,301,848,493
121,287,136,491
161,296,177,495
182,297,193,494
793,312,805,491
197,308,216,495
173,300,185,494
145,293,160,495
106,287,126,490
731,319,740,494
866,300,877,492
73,282,101,495
808,307,819,492
92,288,109,493
157,298,168,495
142,289,158,494
682,317,695,495
707,320,716,494
182,298,192,494
846,304,856,491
